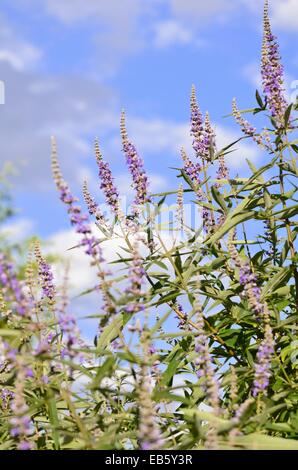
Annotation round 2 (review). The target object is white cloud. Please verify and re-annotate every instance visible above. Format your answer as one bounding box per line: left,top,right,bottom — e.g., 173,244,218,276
242,63,262,89
153,20,193,48
0,46,41,71
169,0,234,22
1,218,35,241
48,227,97,294
215,125,259,168
0,15,42,71
116,172,168,196
0,61,116,191
43,0,144,25
124,117,190,154
271,0,298,30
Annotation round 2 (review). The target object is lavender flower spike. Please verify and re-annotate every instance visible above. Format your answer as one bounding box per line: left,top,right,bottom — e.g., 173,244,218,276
82,179,107,226
180,147,202,195
194,288,220,416
228,230,275,396
190,85,204,159
0,253,30,317
120,110,150,208
261,0,288,124
138,364,163,450
232,98,263,147
10,367,33,450
94,139,121,218
202,112,216,163
51,137,103,263
176,183,184,231
228,232,265,319
252,322,275,397
125,242,145,314
34,241,56,304
216,154,229,188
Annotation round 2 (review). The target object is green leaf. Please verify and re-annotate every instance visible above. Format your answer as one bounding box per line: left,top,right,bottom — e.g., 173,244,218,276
47,394,61,450
261,266,291,299
206,210,255,245
233,433,298,450
255,89,264,109
96,315,124,352
211,186,228,214
284,103,293,128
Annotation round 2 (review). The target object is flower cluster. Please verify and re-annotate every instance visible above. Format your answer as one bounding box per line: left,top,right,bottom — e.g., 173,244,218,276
51,137,103,263
82,179,107,226
194,290,220,415
232,98,263,145
0,253,30,317
34,241,56,303
121,111,150,210
228,234,265,319
228,231,275,396
190,87,215,164
201,112,216,163
216,154,229,187
252,323,275,397
10,367,33,450
138,363,163,450
0,388,14,410
59,312,83,362
176,183,184,231
125,242,146,314
190,85,204,159
261,0,288,124
181,147,202,191
94,139,121,218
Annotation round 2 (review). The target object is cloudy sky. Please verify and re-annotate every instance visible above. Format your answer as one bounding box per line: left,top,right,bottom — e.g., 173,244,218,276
1,0,298,241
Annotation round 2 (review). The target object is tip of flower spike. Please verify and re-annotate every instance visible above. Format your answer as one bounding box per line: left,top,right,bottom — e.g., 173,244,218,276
191,84,197,103
120,109,128,143
205,111,211,124
34,239,41,255
51,135,56,148
263,0,271,37
82,179,89,200
232,97,238,113
51,137,63,185
51,136,58,161
94,138,103,162
180,146,187,159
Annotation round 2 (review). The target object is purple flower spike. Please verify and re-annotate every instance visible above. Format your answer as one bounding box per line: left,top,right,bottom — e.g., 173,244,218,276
181,147,202,190
82,179,107,225
190,85,204,159
194,291,220,415
34,241,56,303
138,364,164,450
0,253,30,317
121,111,150,210
51,137,104,265
94,139,121,218
10,368,34,449
125,242,145,314
261,1,288,125
252,323,275,397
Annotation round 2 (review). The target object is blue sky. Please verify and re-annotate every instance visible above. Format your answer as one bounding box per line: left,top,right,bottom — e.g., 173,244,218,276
0,0,298,242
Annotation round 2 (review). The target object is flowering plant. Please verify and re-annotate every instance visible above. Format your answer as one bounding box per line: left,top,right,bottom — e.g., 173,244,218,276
1,1,298,450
